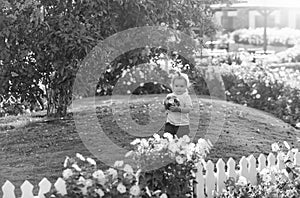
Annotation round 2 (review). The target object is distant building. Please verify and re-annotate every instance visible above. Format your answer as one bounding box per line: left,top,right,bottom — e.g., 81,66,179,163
212,0,300,32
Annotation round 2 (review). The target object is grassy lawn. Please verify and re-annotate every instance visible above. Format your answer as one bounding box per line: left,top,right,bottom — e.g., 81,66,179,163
1,94,300,196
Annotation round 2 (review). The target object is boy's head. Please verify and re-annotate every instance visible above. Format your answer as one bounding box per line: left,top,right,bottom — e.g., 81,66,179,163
171,72,190,95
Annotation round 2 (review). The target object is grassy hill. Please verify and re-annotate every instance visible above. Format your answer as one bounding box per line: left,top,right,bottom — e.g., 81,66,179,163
0,94,299,196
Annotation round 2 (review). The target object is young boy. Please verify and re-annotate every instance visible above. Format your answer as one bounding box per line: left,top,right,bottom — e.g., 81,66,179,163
161,72,193,138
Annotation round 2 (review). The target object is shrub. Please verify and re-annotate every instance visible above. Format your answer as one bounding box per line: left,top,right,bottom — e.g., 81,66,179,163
220,63,300,127
231,28,300,47
45,133,212,198
215,142,300,198
127,133,212,198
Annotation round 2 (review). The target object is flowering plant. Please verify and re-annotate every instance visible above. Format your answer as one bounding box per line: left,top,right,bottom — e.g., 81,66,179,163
126,133,212,198
215,141,300,198
45,133,211,198
44,153,165,198
221,63,300,128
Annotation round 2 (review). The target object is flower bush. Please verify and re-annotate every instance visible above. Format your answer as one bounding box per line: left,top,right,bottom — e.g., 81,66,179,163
220,63,300,127
126,133,212,198
45,153,150,198
45,133,212,198
215,142,300,198
276,45,300,63
231,28,300,47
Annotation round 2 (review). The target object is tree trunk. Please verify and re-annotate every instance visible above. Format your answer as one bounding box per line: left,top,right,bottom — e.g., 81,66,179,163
46,73,74,118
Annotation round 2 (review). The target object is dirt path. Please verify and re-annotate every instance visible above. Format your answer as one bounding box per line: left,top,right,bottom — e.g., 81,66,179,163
0,96,299,196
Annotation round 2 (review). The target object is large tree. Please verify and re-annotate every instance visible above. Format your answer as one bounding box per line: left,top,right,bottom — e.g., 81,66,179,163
0,0,229,117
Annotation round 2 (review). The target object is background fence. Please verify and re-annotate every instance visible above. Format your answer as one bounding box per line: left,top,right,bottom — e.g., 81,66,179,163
2,151,300,198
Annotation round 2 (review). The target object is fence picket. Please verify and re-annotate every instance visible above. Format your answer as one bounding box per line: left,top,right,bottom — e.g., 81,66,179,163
294,152,300,165
216,159,226,193
276,152,285,170
205,161,215,198
239,156,248,179
20,180,34,198
267,153,276,167
258,154,266,172
227,158,237,180
38,178,52,198
2,180,15,198
247,155,257,185
195,162,205,198
54,178,67,195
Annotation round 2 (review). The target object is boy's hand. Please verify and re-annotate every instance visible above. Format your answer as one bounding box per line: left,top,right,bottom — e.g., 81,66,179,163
163,98,168,109
169,106,181,112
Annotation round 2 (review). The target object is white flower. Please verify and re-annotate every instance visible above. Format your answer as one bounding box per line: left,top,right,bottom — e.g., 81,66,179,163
163,133,173,141
117,183,126,194
131,138,141,145
86,157,96,166
283,141,290,150
124,164,134,174
160,193,168,198
92,170,106,185
168,142,179,153
129,185,141,196
72,164,82,172
251,89,257,95
62,169,73,179
181,135,190,143
271,142,280,152
63,156,69,168
256,94,261,99
76,153,85,161
262,174,272,183
292,148,299,153
160,139,169,147
237,176,248,186
114,160,124,167
106,168,118,180
140,138,149,148
85,179,93,187
95,188,105,197
153,133,161,140
175,156,184,164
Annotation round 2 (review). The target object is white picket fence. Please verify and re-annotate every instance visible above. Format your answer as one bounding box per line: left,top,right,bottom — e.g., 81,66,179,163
2,151,300,198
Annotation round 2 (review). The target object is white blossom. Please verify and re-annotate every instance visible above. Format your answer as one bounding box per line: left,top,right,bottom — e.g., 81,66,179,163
129,185,141,196
63,156,69,168
237,176,248,186
72,164,82,172
95,188,105,197
124,164,134,174
76,153,85,161
106,168,118,180
117,183,126,194
160,193,168,198
175,156,184,164
271,142,280,152
62,169,73,179
114,160,124,167
92,170,106,185
86,157,96,166
131,138,141,145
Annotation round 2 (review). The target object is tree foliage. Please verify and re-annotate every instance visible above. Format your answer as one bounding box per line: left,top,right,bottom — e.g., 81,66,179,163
0,0,229,117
